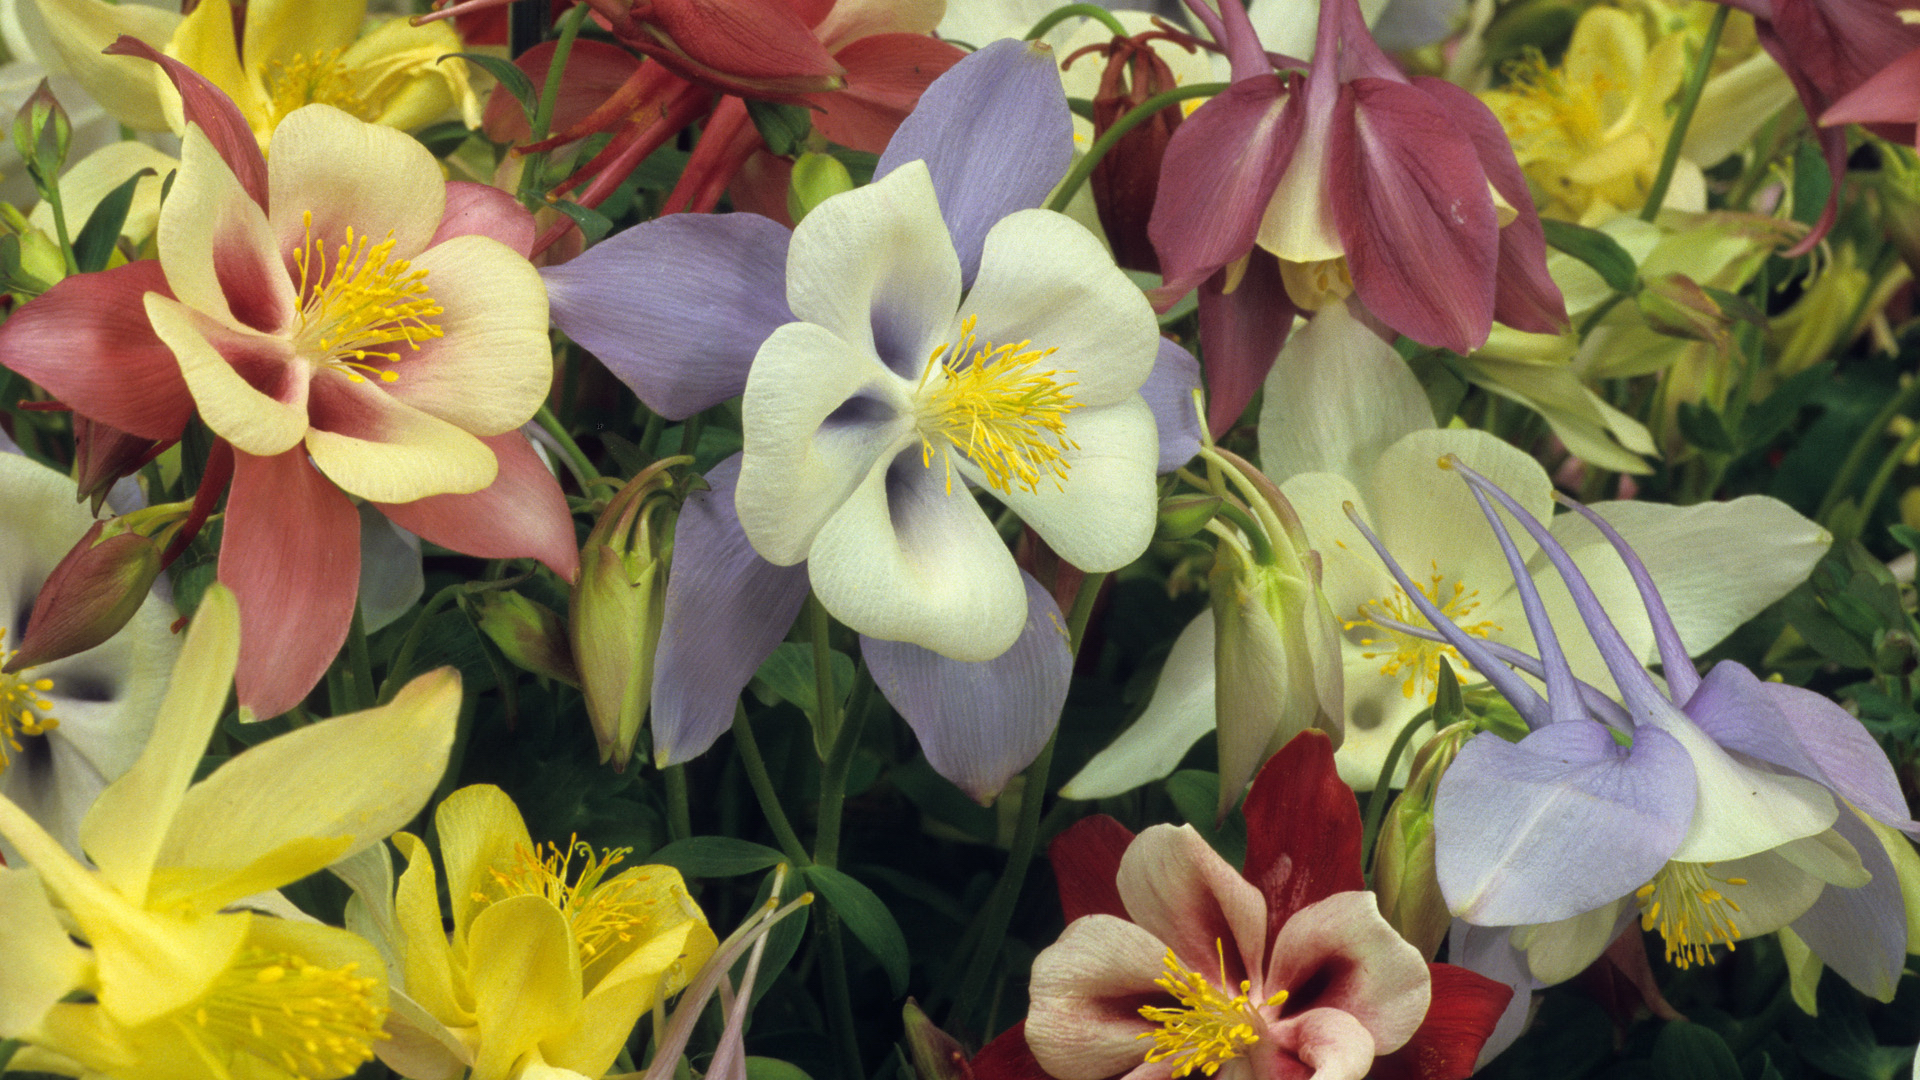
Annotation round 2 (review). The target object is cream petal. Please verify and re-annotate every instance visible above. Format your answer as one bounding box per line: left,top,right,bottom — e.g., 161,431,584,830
1514,899,1625,985
1258,1008,1377,1080
1265,891,1430,1052
1062,614,1218,799
737,321,918,566
1365,429,1554,601
1257,302,1435,488
1027,914,1173,1080
146,294,309,456
267,104,445,261
991,398,1159,572
304,371,498,503
1655,710,1840,864
1116,824,1269,986
157,125,296,334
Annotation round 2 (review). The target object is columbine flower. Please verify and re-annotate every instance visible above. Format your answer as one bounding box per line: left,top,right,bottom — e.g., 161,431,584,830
0,450,177,863
347,783,719,1080
0,79,577,719
1028,730,1511,1080
1348,459,1920,998
0,583,462,1080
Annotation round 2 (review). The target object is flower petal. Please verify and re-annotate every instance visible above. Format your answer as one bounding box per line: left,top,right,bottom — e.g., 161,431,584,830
155,124,295,335
304,372,498,503
1149,76,1294,297
433,783,535,944
1061,613,1217,799
652,455,810,766
1243,731,1365,941
220,448,361,720
1026,913,1172,1080
1116,823,1269,985
0,868,91,1037
1370,962,1515,1080
375,431,581,581
1435,720,1695,926
1656,709,1840,864
863,571,1071,801
1267,891,1430,1052
467,894,585,1080
145,294,307,456
33,0,181,132
992,398,1159,573
1255,1007,1377,1080
267,103,444,261
1257,301,1433,487
1194,253,1297,437
1792,813,1917,1001
105,34,264,200
811,32,965,153
874,38,1073,286
431,181,537,256
1142,338,1204,474
1049,815,1137,923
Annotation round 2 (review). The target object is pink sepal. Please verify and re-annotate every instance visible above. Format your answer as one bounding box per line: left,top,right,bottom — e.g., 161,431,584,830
376,432,581,583
104,36,267,210
1147,74,1295,299
1821,46,1920,136
1370,963,1514,1080
433,183,538,257
221,448,362,720
1196,251,1294,437
1331,78,1498,354
1047,815,1136,923
811,33,966,154
0,260,193,440
1241,731,1364,953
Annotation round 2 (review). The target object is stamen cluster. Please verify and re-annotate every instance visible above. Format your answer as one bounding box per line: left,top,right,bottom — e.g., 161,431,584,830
1135,944,1286,1078
292,211,444,384
1635,861,1748,969
173,947,386,1080
916,315,1079,496
0,628,57,770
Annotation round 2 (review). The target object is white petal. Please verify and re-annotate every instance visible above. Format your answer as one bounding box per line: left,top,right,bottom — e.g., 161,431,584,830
1257,303,1435,488
1654,710,1840,864
1116,824,1270,984
1027,914,1170,1080
992,397,1158,572
1266,891,1430,1052
1366,429,1554,602
1062,614,1218,799
1515,899,1624,985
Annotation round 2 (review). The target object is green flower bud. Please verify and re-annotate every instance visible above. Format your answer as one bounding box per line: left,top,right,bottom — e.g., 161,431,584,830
1370,720,1473,959
787,151,854,224
474,590,580,687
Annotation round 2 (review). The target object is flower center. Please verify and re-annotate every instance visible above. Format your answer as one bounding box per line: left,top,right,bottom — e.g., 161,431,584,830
0,628,58,774
1347,564,1499,700
1136,944,1285,1079
914,315,1078,496
1635,861,1748,969
292,211,444,384
484,838,652,963
266,50,372,126
170,947,386,1078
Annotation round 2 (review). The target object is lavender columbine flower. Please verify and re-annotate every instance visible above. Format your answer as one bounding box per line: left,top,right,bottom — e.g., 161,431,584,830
1347,458,1919,1000
542,40,1203,797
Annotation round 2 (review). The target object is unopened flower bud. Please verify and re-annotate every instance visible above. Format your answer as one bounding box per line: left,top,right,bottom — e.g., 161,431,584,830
1155,492,1221,540
1370,719,1472,959
1635,272,1733,350
12,80,71,183
72,415,162,514
902,1001,973,1080
572,458,683,770
598,0,847,101
1068,25,1197,273
10,502,187,671
787,151,853,224
475,590,580,687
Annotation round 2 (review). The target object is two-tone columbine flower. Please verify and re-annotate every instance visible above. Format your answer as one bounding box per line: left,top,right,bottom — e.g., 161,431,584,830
0,75,577,719
1348,459,1920,1000
1028,731,1511,1080
0,583,462,1080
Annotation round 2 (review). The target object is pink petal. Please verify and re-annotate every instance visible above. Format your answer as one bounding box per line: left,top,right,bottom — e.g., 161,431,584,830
1768,0,1920,105
1255,1007,1378,1080
1330,78,1498,354
375,432,580,582
102,36,267,210
432,183,538,257
1414,77,1568,335
0,261,192,440
1264,892,1430,1053
1241,731,1364,950
1368,963,1514,1080
1049,815,1137,923
810,34,965,153
1823,46,1920,128
1026,914,1173,1080
1115,824,1270,987
1147,75,1296,299
1196,250,1295,437
662,94,763,215
221,448,361,719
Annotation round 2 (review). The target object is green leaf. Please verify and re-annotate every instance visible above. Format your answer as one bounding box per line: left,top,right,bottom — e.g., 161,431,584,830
1792,142,1833,231
547,199,613,244
750,641,855,757
1675,401,1737,454
1652,1021,1741,1080
649,836,788,878
1742,362,1834,447
410,120,474,159
448,52,536,126
745,1059,814,1080
803,864,910,995
73,168,151,274
1540,218,1639,294
745,100,813,157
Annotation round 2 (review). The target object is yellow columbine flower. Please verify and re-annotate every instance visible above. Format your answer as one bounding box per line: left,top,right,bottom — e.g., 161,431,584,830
0,583,463,1080
33,0,481,145
370,785,719,1080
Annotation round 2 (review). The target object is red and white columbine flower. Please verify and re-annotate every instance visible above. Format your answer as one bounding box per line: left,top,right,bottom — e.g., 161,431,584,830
0,83,576,719
1027,731,1510,1080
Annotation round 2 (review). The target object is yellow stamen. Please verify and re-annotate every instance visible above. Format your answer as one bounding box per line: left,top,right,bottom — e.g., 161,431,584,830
1135,942,1285,1078
292,210,444,384
173,947,386,1079
0,628,59,774
483,837,657,964
915,314,1079,496
1346,562,1499,701
1635,862,1748,969
266,50,372,125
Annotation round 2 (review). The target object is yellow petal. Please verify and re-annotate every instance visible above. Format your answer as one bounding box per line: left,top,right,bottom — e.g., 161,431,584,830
303,378,501,503
147,666,462,913
435,784,536,946
243,0,364,79
29,0,180,131
392,832,474,1029
80,584,239,902
466,894,584,1080
0,868,92,1037
164,0,269,142
27,142,178,246
145,294,310,457
154,124,297,331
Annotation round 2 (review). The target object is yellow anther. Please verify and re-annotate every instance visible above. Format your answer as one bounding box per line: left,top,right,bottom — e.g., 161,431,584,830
1134,941,1282,1078
1345,563,1498,701
1636,862,1747,969
486,837,651,965
170,947,386,1079
267,50,372,125
0,628,59,773
915,314,1079,496
293,211,444,384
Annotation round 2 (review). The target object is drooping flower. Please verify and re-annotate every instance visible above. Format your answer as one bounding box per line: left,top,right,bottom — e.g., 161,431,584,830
1028,730,1512,1080
1347,457,1920,998
0,69,577,719
0,583,463,1080
0,450,177,863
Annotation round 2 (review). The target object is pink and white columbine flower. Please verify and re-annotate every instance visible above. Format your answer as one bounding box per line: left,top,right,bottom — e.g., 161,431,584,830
1027,732,1511,1080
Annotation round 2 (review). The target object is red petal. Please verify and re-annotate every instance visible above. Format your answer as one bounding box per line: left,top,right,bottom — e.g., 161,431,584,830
1241,730,1363,948
1048,815,1135,923
1369,963,1514,1080
1197,251,1295,438
1415,77,1568,335
1822,46,1920,129
811,33,966,153
0,261,192,440
103,36,267,210
221,448,361,719
432,182,538,257
375,432,580,582
620,0,847,100
1148,75,1296,299
970,1022,1053,1080
1331,78,1498,354
662,94,762,215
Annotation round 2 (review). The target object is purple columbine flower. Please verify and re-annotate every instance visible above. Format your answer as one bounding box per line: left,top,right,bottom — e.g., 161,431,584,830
1347,458,1919,1001
541,39,1203,799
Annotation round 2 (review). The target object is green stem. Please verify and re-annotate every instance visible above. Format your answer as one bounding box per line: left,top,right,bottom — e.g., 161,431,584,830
1576,293,1626,339
663,765,692,842
1640,5,1729,222
813,665,869,869
1852,418,1920,529
536,403,599,487
1817,376,1920,523
42,184,78,277
1026,2,1131,39
345,603,375,713
0,1036,19,1073
1046,84,1228,213
819,914,863,1080
378,584,464,703
515,1,592,209
1359,707,1435,867
809,596,843,753
811,653,871,1080
731,702,812,865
